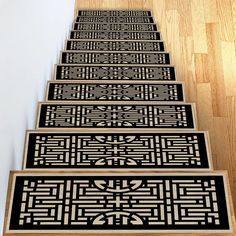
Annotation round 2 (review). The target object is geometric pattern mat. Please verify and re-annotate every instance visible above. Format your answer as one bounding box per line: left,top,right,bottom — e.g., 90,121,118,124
70,31,161,40
66,40,165,51
77,10,152,17
7,173,231,232
37,103,195,129
23,131,211,170
73,23,158,31
76,16,154,23
46,82,184,101
60,52,170,64
54,65,176,81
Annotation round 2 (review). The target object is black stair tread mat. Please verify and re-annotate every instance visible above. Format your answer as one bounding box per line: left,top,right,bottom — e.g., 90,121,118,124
54,65,176,81
46,81,184,101
7,172,232,232
76,16,154,23
23,131,211,170
70,31,161,40
65,40,165,51
36,102,196,129
73,23,158,31
77,10,152,17
60,51,170,65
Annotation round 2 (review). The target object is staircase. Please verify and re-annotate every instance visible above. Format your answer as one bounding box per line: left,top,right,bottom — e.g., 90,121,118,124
3,9,234,235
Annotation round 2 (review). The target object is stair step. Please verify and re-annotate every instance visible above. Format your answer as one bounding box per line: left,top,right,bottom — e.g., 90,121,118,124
77,10,152,17
23,130,212,170
36,102,196,129
65,39,165,51
76,16,155,23
70,30,161,40
73,22,158,31
54,64,176,81
46,81,184,101
5,172,232,233
60,51,170,65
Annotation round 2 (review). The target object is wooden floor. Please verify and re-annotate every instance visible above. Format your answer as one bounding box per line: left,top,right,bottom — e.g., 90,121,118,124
75,0,236,211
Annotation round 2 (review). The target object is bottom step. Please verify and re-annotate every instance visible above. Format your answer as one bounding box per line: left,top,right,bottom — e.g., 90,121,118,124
4,172,233,234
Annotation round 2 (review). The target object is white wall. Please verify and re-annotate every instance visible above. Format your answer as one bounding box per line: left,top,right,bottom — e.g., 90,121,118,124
0,0,75,232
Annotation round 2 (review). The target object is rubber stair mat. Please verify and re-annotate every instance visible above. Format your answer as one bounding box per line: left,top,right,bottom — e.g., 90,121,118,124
76,16,154,23
36,102,196,129
77,10,152,17
73,23,157,31
60,51,170,65
23,130,212,170
65,40,165,51
5,172,232,233
46,81,184,101
70,31,161,40
54,65,176,81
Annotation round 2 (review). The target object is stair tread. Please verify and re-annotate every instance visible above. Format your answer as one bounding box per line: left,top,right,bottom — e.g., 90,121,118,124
5,172,232,233
73,22,158,31
70,30,161,40
77,10,152,17
46,81,184,101
76,16,154,23
60,51,170,64
65,39,165,51
36,102,196,129
54,64,176,81
23,130,211,170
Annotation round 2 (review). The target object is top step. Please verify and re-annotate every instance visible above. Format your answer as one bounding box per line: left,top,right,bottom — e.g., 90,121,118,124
77,10,152,17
